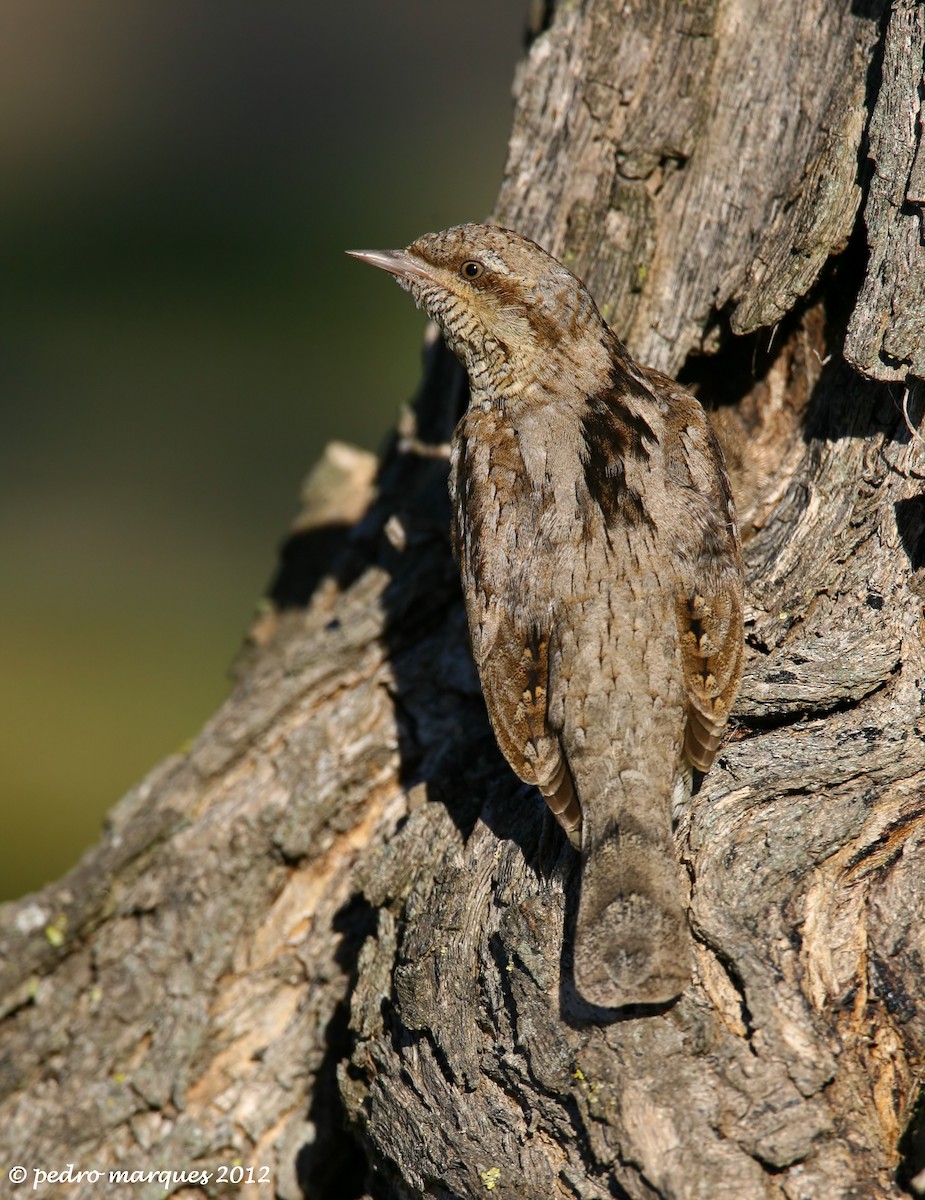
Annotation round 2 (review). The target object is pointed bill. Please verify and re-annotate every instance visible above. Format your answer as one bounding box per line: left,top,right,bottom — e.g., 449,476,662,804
346,248,435,284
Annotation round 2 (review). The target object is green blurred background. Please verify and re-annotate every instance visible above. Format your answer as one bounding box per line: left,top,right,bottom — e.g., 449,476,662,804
0,2,527,900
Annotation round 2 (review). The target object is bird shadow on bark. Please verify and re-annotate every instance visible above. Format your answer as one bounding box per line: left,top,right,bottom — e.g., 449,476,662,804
295,895,379,1200
269,523,362,611
269,327,665,1097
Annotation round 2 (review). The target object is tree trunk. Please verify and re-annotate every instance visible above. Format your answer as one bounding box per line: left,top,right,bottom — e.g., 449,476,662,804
3,2,925,1198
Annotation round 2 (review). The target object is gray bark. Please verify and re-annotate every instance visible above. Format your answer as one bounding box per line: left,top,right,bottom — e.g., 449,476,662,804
2,2,925,1198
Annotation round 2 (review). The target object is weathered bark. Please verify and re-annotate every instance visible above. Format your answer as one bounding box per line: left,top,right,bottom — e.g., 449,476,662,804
2,2,924,1198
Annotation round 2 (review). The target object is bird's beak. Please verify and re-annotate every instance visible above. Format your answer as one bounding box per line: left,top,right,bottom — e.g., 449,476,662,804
346,248,436,284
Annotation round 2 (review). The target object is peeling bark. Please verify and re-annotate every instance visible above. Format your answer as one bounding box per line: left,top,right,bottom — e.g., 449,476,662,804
2,2,924,1199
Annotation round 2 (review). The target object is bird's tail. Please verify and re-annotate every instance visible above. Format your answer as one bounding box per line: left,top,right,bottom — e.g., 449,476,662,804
572,768,690,1008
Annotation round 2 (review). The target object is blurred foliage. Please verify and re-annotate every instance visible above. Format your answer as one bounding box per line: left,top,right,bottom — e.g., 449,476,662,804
0,2,525,900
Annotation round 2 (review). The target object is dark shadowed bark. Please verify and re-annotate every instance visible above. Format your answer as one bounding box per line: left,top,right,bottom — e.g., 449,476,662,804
2,2,924,1198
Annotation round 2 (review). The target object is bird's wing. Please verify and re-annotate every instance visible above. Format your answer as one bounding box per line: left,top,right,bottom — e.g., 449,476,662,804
475,609,582,844
675,582,744,772
644,369,744,774
451,413,581,842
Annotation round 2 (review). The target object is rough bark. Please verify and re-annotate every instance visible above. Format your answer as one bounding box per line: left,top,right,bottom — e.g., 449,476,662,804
2,2,925,1199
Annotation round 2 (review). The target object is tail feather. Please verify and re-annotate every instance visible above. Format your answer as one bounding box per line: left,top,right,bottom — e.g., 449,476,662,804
537,756,582,848
572,771,690,1007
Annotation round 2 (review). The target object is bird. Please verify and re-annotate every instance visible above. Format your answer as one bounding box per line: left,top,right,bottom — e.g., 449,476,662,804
348,224,744,1008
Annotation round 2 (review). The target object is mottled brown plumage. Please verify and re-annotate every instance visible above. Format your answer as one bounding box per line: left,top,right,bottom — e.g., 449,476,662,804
349,224,744,1008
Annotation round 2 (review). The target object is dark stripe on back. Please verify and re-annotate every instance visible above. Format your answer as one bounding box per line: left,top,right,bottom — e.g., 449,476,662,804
580,366,657,529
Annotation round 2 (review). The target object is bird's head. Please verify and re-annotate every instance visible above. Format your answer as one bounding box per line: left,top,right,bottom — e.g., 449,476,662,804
348,223,613,405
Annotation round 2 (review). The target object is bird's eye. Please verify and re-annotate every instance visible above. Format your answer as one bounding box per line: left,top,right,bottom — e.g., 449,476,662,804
460,260,485,280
